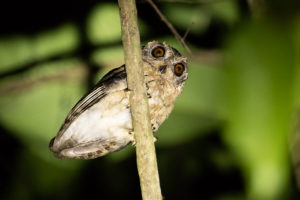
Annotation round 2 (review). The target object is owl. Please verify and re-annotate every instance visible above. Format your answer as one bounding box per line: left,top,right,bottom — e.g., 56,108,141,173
49,41,188,159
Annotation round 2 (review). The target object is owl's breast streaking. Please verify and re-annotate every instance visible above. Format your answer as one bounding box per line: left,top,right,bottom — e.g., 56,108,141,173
144,61,185,132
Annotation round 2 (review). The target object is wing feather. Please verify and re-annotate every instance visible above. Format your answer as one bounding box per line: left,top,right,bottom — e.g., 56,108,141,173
49,65,127,154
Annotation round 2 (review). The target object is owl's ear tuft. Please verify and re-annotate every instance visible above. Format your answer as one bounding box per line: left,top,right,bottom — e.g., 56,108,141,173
171,47,182,57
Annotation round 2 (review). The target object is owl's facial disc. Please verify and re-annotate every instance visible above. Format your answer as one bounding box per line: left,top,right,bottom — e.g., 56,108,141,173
142,41,188,86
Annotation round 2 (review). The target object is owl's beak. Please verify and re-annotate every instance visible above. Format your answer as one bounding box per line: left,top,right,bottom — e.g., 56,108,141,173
159,65,167,74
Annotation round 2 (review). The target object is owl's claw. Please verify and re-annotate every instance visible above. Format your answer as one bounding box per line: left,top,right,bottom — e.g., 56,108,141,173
145,82,149,89
129,131,136,146
131,140,136,146
125,88,132,99
151,123,157,132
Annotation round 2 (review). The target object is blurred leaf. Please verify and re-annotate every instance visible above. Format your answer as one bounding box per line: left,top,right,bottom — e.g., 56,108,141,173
0,36,32,73
91,45,124,68
33,24,79,60
86,3,148,45
223,23,294,199
175,61,224,117
87,3,121,44
0,24,79,73
0,60,86,163
210,0,239,25
156,110,220,146
292,16,300,108
164,4,211,34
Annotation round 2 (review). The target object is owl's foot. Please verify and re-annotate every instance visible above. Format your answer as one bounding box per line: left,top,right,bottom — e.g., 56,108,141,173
151,123,158,132
125,88,132,99
125,89,132,109
129,131,157,145
144,83,152,99
129,130,136,146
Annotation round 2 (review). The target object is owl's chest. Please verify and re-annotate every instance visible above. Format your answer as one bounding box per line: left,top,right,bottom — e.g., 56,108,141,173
144,70,178,131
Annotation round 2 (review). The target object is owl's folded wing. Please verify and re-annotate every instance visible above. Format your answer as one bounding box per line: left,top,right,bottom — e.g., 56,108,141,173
49,65,132,159
54,65,126,138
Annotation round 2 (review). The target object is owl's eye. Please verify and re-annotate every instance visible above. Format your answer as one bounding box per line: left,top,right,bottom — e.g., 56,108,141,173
151,46,165,58
174,63,185,76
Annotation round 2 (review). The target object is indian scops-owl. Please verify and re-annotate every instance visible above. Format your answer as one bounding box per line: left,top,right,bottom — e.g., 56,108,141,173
49,41,188,159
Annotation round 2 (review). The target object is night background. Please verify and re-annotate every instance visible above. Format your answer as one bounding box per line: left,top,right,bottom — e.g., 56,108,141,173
0,0,300,199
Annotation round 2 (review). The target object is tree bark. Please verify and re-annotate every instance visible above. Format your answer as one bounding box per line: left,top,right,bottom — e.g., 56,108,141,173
118,0,162,199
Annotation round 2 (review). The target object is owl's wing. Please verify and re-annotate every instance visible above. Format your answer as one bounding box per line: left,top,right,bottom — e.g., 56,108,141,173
55,65,127,137
49,65,133,159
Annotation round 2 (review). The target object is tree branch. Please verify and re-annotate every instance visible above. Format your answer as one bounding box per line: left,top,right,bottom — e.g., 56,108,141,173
118,0,162,200
147,0,192,55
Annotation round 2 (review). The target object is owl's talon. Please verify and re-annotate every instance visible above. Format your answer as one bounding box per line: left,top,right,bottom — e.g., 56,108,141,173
129,131,136,146
145,83,149,91
151,124,157,131
125,89,132,99
131,140,136,146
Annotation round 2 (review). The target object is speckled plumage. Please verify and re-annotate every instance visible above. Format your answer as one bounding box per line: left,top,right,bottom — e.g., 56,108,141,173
49,41,188,159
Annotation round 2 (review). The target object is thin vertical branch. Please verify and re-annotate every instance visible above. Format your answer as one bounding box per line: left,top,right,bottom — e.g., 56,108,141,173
147,0,192,55
247,0,268,19
118,0,162,200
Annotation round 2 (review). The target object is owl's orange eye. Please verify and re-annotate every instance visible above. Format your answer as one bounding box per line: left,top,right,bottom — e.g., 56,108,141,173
151,46,165,58
174,63,185,76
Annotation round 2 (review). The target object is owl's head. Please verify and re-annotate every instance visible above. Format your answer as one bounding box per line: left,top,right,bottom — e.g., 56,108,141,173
142,41,188,88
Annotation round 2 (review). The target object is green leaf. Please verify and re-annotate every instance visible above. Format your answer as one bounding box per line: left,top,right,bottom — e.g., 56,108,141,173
0,60,86,163
164,4,211,34
87,3,122,44
223,23,294,199
0,24,79,73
